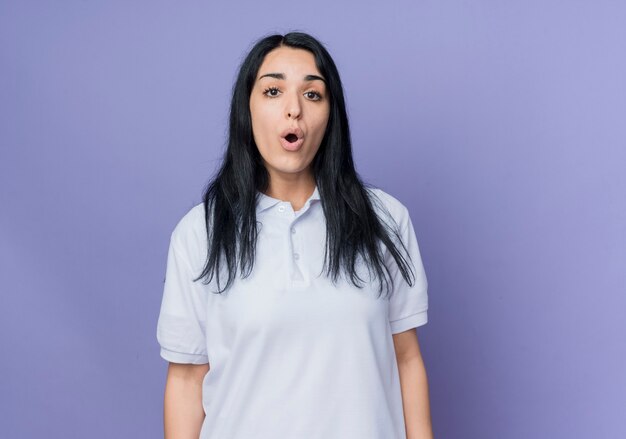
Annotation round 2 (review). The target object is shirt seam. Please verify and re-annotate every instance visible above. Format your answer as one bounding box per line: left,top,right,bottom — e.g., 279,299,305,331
161,346,207,358
390,307,428,323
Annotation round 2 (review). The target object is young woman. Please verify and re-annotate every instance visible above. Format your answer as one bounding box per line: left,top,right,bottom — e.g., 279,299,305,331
156,31,433,439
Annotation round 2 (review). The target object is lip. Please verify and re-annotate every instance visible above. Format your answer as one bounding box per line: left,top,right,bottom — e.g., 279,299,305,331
280,136,304,151
279,126,305,152
280,126,304,139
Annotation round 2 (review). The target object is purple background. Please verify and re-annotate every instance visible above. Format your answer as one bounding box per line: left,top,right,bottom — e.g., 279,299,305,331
1,1,625,438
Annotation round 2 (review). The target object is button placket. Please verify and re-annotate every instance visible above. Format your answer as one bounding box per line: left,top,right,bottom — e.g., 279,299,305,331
273,199,317,284
291,220,300,263
289,216,305,281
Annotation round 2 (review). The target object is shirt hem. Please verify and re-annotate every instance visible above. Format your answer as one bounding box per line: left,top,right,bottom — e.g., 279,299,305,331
390,309,428,334
160,346,209,364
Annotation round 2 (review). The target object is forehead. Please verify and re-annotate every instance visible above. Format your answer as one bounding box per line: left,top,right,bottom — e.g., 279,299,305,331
257,46,321,79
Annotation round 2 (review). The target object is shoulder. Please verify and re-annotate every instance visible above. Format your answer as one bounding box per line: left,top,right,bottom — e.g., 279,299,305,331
365,186,410,229
169,202,207,271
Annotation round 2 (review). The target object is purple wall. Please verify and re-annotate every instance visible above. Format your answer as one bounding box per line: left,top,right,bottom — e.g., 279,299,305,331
1,1,624,437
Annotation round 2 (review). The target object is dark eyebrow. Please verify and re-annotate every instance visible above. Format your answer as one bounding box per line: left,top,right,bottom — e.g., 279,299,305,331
305,74,326,83
258,73,326,83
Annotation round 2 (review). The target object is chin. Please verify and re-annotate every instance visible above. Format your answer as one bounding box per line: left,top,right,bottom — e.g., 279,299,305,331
267,160,312,176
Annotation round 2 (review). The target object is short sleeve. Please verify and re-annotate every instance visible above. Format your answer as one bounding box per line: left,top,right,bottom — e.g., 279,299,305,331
388,208,429,334
156,232,209,364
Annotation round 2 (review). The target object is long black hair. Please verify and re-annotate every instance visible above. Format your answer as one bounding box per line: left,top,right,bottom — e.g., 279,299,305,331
196,31,416,297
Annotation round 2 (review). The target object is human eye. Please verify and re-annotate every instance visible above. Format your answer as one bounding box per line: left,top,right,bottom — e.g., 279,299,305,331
304,90,323,101
263,86,281,98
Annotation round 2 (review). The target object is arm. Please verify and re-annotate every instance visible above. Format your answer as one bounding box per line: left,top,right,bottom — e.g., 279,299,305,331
393,329,434,439
164,362,210,439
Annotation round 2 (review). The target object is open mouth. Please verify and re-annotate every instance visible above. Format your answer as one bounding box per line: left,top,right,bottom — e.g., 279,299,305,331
280,127,304,151
284,133,298,143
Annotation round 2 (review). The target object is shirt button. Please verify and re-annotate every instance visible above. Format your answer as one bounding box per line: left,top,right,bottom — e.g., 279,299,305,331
278,205,285,212
293,253,299,260
291,227,296,234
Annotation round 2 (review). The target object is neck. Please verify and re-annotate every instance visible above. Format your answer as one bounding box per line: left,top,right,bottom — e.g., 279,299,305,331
263,173,317,212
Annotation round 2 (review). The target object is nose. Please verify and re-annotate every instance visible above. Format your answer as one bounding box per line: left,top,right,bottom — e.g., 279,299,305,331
285,93,301,120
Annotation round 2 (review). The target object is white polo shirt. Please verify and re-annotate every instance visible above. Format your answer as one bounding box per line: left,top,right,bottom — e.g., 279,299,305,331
156,185,429,439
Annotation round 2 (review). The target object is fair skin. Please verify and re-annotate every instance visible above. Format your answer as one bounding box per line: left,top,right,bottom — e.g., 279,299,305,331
393,329,435,438
249,45,330,211
163,362,209,438
163,45,433,438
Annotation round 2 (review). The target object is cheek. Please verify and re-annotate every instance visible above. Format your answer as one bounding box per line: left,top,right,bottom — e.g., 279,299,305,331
250,107,272,143
312,111,330,139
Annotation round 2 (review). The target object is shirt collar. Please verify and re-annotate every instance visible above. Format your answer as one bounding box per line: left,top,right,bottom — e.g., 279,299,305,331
256,185,321,213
